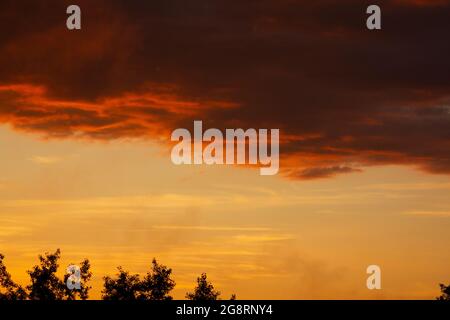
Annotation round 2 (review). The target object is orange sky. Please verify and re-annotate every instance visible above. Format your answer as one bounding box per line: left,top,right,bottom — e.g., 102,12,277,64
0,125,449,299
0,0,450,299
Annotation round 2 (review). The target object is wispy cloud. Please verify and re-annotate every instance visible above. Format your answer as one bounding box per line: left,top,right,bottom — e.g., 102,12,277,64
358,182,450,191
29,155,62,165
403,210,450,217
152,225,272,232
232,234,295,242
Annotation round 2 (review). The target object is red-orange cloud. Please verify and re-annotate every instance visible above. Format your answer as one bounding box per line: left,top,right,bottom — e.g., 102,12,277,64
0,0,449,179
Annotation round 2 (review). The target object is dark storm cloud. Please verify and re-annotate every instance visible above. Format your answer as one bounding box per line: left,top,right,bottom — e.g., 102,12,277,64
0,0,449,178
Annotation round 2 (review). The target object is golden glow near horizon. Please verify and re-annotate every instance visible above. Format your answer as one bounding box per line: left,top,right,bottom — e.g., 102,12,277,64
1,125,449,299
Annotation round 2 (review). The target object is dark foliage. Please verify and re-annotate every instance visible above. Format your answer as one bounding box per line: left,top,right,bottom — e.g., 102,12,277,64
185,273,221,301
0,249,91,300
437,283,450,301
102,258,175,300
0,254,27,300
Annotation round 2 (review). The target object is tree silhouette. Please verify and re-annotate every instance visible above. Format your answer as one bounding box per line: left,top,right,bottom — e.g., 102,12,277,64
102,258,175,300
2,251,244,300
0,254,27,300
1,249,91,300
186,273,236,300
186,273,221,300
437,283,450,300
27,249,66,300
140,259,176,300
102,267,142,300
63,259,92,300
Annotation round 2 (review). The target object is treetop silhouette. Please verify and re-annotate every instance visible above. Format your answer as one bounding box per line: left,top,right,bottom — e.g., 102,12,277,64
0,254,27,300
5,249,447,301
437,283,450,301
102,258,175,300
186,273,221,300
1,249,91,300
186,273,236,301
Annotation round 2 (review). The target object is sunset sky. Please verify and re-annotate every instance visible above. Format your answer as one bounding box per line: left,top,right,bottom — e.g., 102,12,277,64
0,0,449,299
